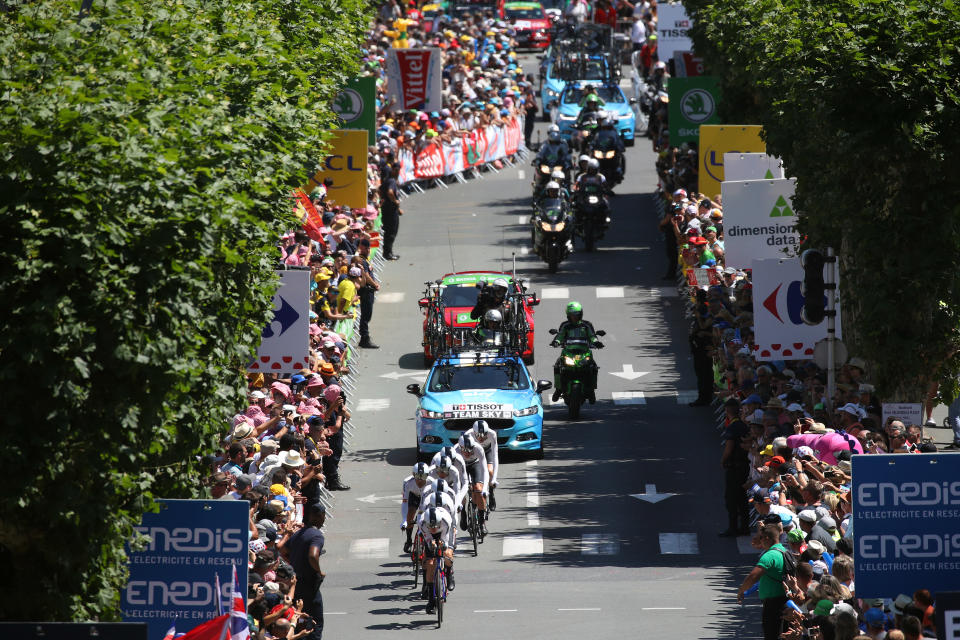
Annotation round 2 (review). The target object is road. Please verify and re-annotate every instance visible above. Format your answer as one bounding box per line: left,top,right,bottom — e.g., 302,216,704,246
313,57,763,638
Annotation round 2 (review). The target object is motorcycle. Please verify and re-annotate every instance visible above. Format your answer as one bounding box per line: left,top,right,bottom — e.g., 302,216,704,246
572,183,609,251
531,197,574,273
589,134,624,187
532,159,566,206
571,113,599,152
548,328,605,419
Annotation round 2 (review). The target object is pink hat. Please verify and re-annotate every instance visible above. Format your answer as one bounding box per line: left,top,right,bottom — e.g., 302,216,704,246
323,385,342,403
362,207,378,221
233,414,254,427
349,222,363,230
270,381,292,401
306,376,325,389
309,323,322,336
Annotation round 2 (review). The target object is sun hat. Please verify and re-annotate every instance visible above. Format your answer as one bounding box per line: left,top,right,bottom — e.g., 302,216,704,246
323,385,342,402
279,450,305,467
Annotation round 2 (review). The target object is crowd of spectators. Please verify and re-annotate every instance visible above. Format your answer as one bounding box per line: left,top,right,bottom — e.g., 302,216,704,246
655,158,944,640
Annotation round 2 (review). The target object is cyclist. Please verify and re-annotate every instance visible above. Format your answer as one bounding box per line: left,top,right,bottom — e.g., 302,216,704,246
550,301,604,403
428,456,465,506
470,420,499,510
418,506,455,613
456,433,489,534
400,462,430,553
430,445,467,487
419,476,459,521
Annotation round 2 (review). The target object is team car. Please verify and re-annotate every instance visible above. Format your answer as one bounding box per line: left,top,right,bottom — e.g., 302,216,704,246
500,1,551,50
418,271,539,365
550,82,637,146
407,351,551,459
539,53,614,121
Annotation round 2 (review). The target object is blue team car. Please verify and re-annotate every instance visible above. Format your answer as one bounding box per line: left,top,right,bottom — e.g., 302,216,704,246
407,351,551,460
549,81,637,147
539,54,614,122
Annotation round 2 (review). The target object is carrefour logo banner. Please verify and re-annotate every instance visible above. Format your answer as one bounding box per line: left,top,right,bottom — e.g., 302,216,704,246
722,178,800,267
123,499,248,640
853,454,960,598
751,257,840,361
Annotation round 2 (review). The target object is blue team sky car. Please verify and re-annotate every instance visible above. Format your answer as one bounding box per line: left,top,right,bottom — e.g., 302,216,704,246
538,54,613,122
549,82,636,147
407,351,551,460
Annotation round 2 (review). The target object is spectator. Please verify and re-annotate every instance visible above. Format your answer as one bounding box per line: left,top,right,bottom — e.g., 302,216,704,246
737,524,789,640
379,164,402,260
285,502,327,640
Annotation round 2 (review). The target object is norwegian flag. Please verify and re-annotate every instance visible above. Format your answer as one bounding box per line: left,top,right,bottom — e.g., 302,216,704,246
229,564,250,640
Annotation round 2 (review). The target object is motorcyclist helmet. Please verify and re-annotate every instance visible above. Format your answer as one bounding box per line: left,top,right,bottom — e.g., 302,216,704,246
565,300,583,323
585,93,599,106
412,462,429,481
545,181,561,197
600,113,614,128
586,158,599,174
654,60,667,71
547,129,560,143
473,420,491,441
578,153,590,166
550,169,565,182
491,277,509,299
548,124,560,134
484,308,503,330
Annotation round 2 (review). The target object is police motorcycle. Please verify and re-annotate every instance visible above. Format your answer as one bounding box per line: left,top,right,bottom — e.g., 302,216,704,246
548,303,605,419
532,129,569,206
587,114,625,187
572,159,610,252
531,185,574,273
571,108,600,153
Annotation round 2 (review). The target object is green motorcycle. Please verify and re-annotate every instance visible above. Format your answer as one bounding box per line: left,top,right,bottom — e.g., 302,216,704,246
548,328,605,419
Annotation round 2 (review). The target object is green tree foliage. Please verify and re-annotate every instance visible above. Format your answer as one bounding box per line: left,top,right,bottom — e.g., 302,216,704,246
0,0,369,621
684,0,960,399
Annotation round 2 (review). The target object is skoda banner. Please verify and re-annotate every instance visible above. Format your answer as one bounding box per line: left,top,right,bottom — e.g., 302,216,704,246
668,76,720,145
853,454,960,598
698,125,765,197
333,76,376,144
721,178,801,267
304,129,369,208
122,499,249,640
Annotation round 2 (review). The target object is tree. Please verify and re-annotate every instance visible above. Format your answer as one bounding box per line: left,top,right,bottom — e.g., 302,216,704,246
0,0,369,621
684,0,960,400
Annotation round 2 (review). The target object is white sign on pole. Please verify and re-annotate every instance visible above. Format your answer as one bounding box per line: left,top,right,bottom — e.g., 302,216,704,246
249,270,310,373
723,153,786,181
881,403,924,428
656,4,694,61
722,178,801,268
751,257,840,362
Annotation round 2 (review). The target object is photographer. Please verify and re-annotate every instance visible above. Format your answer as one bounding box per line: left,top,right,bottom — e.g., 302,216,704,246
470,277,511,321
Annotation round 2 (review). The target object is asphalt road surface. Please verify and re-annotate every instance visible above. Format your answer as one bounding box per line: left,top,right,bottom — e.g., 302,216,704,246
314,57,764,639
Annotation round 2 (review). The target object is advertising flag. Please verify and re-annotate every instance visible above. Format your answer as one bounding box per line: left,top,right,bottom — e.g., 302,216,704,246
385,48,442,111
332,76,377,144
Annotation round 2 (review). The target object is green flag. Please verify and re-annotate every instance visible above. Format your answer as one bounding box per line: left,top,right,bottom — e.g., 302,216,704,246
667,76,721,145
333,76,376,144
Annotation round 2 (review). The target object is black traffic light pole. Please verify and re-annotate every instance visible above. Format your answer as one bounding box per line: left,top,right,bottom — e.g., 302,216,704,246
801,247,838,410
824,247,837,412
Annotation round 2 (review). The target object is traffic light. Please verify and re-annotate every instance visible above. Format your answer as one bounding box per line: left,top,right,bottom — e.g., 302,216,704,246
800,249,826,325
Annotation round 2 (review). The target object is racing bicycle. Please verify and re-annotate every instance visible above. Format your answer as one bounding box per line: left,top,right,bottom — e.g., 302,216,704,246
464,497,484,556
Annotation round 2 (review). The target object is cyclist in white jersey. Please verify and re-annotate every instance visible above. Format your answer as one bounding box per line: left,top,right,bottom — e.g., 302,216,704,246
470,420,499,509
430,446,467,488
419,476,459,518
429,456,465,504
456,433,489,533
417,506,455,613
400,462,430,553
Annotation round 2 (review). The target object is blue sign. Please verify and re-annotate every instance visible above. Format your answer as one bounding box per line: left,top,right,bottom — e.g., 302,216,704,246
122,499,248,640
852,454,960,598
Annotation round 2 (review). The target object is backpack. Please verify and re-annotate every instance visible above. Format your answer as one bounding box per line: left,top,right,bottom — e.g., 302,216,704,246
774,546,798,578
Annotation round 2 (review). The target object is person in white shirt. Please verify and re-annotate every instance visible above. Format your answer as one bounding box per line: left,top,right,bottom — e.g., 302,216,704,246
418,477,460,522
417,507,455,613
429,456,465,505
456,433,489,534
400,462,430,553
470,420,499,510
430,446,467,490
630,15,647,50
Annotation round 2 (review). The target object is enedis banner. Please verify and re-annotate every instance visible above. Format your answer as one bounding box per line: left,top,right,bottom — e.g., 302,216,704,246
698,125,765,197
304,129,368,209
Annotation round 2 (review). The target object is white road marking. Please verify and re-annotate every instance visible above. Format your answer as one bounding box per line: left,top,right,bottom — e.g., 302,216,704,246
629,484,676,504
527,512,541,526
559,608,601,611
596,286,625,298
518,169,526,180
581,533,620,555
349,538,389,559
475,609,518,613
326,612,349,615
526,470,539,485
737,536,757,555
540,287,570,299
611,391,646,405
526,491,540,508
525,459,539,466
609,364,649,380
675,390,699,404
356,398,391,411
518,215,530,224
659,533,699,555
377,292,406,303
636,246,651,251
502,533,543,556
642,607,688,611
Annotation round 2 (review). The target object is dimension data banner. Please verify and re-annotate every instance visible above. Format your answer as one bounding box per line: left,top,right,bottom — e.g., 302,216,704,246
721,178,800,267
852,454,960,598
122,499,248,640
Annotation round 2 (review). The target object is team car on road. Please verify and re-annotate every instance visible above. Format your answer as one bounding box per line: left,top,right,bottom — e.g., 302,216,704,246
407,351,551,459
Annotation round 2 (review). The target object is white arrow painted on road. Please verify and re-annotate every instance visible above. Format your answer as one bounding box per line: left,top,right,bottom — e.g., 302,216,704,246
609,364,649,380
379,371,427,380
357,494,400,504
630,484,676,504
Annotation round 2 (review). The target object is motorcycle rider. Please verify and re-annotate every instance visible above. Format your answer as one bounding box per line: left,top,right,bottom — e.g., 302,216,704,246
535,126,571,168
550,168,569,195
576,153,590,176
575,158,610,195
590,114,625,188
550,301,604,403
574,92,602,149
650,60,668,92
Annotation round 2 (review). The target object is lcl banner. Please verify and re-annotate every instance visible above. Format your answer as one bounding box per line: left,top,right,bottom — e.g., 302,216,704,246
122,499,248,640
698,124,765,197
303,129,369,208
385,48,442,111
